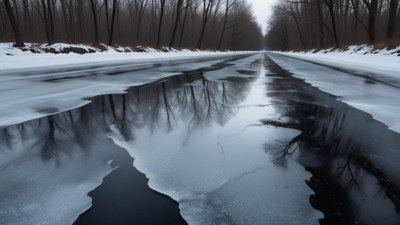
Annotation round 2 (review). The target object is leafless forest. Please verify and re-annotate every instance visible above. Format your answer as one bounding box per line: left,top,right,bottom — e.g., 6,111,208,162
1,0,263,50
265,0,400,50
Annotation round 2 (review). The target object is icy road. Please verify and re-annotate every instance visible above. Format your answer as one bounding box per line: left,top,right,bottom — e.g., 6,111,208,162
0,53,399,225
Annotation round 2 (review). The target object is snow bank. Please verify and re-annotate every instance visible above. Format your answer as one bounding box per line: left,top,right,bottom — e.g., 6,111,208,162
273,45,400,83
0,43,129,55
290,45,400,55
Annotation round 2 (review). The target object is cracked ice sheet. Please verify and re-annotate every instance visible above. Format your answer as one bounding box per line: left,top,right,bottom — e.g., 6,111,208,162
109,69,323,224
203,54,263,82
0,125,117,225
268,53,400,134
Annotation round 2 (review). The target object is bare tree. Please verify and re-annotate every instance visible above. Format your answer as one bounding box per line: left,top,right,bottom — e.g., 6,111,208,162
169,0,184,47
105,0,111,38
89,0,100,45
316,0,325,48
46,0,54,43
362,0,379,44
134,0,148,43
108,0,118,46
156,0,166,48
179,0,191,48
324,0,340,48
217,0,233,50
387,0,399,41
275,3,307,49
38,0,51,44
197,0,215,49
3,0,24,47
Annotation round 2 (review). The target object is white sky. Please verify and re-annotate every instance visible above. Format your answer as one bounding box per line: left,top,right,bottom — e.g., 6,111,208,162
247,0,278,35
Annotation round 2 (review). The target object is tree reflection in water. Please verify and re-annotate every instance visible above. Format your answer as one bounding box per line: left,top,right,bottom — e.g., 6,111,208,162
1,69,252,157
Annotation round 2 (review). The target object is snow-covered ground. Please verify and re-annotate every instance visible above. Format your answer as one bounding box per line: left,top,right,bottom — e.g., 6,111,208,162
0,43,243,71
273,45,400,84
268,49,400,134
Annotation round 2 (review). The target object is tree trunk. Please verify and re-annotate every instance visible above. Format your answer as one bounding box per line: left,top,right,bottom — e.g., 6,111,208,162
289,6,306,49
363,0,378,44
11,0,19,25
46,0,54,44
387,0,399,41
40,0,51,44
156,0,166,48
89,0,99,45
178,0,190,48
135,0,146,43
169,0,183,47
325,0,340,48
108,0,118,46
3,0,25,47
316,0,325,48
197,0,213,49
217,0,230,50
67,0,75,43
22,0,33,39
60,0,71,42
368,0,378,44
105,0,111,38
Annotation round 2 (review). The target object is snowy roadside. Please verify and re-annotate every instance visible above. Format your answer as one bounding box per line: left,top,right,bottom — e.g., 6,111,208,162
267,52,400,134
271,45,400,84
0,42,250,71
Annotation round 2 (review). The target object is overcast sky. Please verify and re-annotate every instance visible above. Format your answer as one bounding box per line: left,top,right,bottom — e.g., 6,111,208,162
247,0,278,35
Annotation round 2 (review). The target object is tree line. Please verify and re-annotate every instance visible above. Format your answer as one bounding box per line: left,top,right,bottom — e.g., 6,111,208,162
265,0,400,50
1,0,262,50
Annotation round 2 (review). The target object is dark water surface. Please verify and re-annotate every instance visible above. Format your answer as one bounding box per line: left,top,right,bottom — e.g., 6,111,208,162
0,54,399,225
